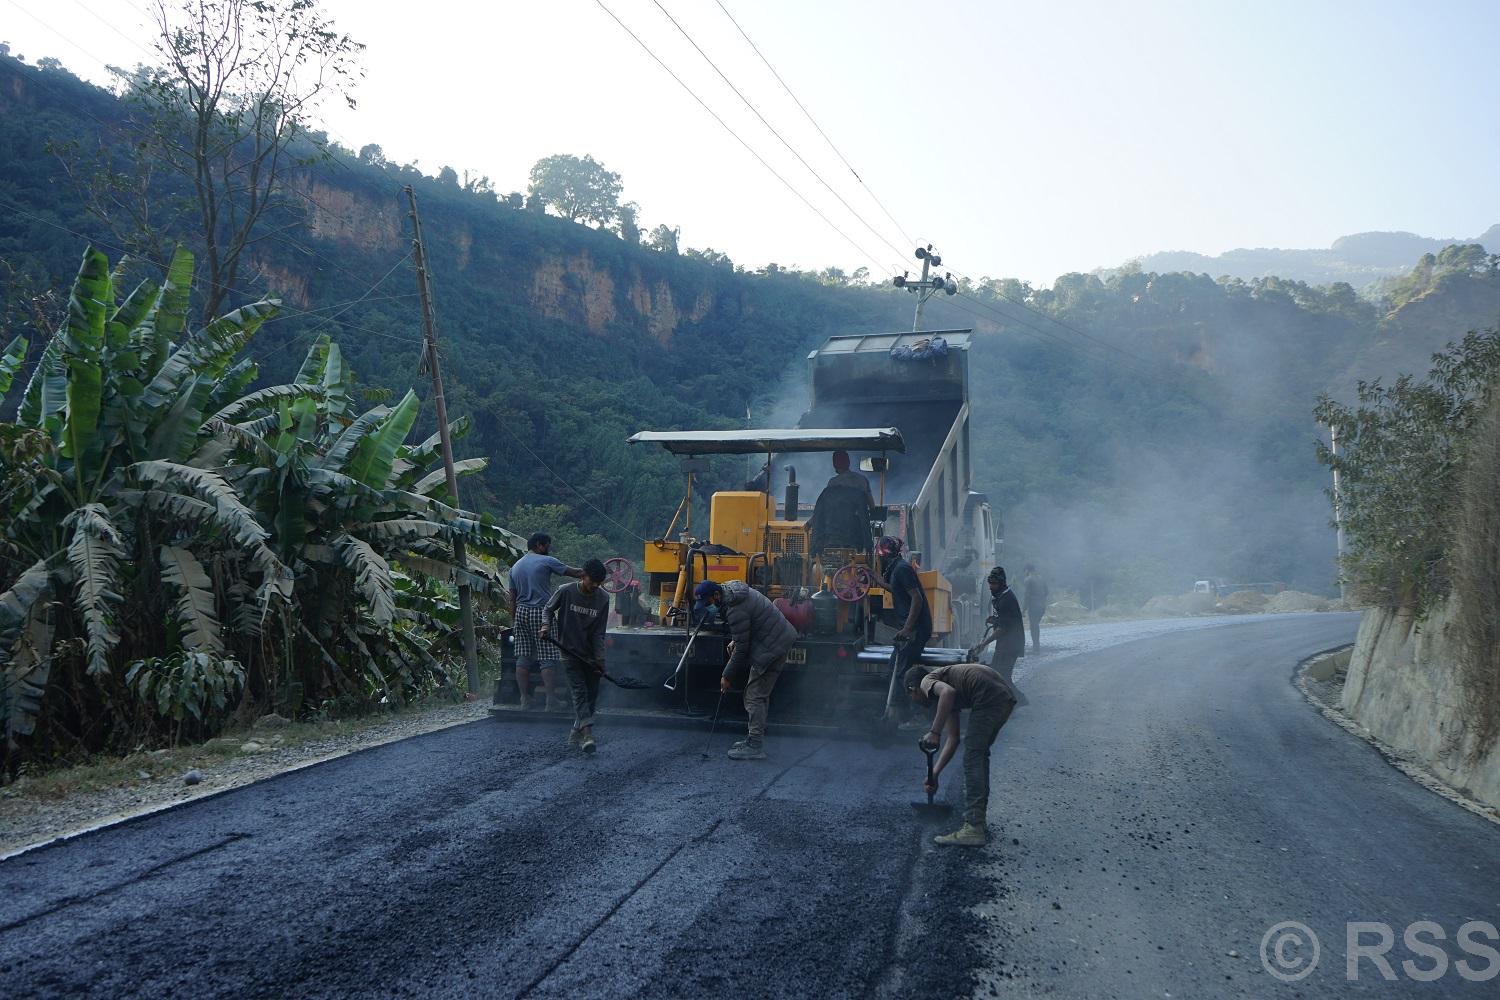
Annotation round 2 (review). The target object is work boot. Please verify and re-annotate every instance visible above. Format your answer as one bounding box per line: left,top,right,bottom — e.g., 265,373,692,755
933,822,987,847
727,741,765,760
566,728,582,747
580,726,597,755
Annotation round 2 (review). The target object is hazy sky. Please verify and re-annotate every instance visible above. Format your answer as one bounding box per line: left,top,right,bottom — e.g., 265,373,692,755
6,0,1499,284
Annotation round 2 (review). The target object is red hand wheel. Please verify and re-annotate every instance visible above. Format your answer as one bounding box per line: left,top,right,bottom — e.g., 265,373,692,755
830,562,875,603
602,557,635,594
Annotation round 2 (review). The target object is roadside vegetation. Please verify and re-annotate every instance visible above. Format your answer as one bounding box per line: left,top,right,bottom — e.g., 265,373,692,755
1316,327,1500,756
0,248,519,775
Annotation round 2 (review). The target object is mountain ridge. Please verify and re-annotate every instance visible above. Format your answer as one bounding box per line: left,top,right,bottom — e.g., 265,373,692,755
1119,225,1498,288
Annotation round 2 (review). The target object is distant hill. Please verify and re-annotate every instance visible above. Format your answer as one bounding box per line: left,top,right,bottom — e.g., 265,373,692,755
1121,226,1500,288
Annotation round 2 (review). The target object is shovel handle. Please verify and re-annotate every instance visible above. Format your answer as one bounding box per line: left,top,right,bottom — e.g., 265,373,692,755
921,742,937,805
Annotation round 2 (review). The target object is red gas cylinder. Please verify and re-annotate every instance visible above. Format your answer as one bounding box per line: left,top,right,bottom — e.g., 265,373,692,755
775,595,814,634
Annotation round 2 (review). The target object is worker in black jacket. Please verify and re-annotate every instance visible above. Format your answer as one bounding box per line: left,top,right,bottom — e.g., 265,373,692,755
969,566,1027,702
694,580,798,760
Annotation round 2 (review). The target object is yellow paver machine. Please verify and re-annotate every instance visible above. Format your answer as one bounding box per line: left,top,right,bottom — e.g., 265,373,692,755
493,330,998,732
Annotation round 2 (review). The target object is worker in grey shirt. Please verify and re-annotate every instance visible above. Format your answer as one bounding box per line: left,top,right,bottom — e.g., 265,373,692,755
1022,564,1049,653
542,559,611,754
508,532,583,710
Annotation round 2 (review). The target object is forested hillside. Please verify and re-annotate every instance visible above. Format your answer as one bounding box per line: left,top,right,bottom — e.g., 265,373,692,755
4,52,1498,605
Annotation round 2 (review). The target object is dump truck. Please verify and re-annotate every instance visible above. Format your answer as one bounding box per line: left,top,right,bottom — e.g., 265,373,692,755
796,330,998,643
492,328,997,731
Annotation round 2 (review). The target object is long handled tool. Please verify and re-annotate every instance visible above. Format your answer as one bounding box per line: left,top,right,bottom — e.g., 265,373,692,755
539,635,651,689
911,737,953,817
663,616,709,692
882,635,910,718
700,688,728,759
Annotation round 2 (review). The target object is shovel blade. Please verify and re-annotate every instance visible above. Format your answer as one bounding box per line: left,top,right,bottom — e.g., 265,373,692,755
910,801,954,816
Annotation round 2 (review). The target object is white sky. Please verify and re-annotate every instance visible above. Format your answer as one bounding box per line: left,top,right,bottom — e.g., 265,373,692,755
5,0,1499,284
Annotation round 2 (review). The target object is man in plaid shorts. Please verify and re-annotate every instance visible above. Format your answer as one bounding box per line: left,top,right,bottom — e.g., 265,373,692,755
508,533,584,710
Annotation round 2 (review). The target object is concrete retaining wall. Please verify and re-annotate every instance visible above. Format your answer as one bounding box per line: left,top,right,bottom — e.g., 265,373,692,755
1341,598,1500,810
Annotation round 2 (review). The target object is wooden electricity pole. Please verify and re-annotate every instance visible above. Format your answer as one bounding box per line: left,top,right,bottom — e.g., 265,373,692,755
404,185,480,695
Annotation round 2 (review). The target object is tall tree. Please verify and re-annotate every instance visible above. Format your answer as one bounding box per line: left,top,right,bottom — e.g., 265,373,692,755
527,153,622,226
614,201,641,244
71,0,364,322
645,224,678,255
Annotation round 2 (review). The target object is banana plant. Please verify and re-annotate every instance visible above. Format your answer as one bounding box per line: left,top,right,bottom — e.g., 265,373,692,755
1,246,522,756
199,334,524,704
0,246,290,749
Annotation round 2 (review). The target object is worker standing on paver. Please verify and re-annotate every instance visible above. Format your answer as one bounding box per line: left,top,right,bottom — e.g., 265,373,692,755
905,662,1017,846
694,579,798,760
1022,564,1049,653
825,449,876,510
969,566,1025,699
541,559,610,754
508,533,585,710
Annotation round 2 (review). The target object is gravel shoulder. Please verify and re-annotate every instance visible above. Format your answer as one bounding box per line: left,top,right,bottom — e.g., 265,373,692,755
0,698,492,858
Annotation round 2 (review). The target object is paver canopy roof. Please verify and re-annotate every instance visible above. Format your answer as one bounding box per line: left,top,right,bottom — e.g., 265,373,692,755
627,427,905,456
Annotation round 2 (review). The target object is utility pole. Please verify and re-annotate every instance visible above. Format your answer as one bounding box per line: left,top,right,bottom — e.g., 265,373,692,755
1329,423,1347,600
404,185,480,696
894,244,957,331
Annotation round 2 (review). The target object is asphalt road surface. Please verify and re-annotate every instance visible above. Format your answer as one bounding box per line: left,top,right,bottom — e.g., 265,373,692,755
4,612,1498,998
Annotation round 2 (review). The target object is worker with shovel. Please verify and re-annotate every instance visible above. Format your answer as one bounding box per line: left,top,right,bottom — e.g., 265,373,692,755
694,579,798,760
968,566,1027,703
541,559,611,754
904,663,1017,846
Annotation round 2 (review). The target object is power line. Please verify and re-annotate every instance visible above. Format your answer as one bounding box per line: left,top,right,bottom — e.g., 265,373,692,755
491,415,649,544
650,0,912,269
939,288,1223,410
594,0,901,280
713,0,917,249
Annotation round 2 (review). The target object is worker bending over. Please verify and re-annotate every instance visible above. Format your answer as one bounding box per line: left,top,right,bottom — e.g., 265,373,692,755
905,662,1017,846
694,580,798,760
541,559,610,754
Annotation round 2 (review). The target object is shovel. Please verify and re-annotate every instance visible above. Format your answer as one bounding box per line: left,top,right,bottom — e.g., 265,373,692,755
911,737,953,817
539,635,652,689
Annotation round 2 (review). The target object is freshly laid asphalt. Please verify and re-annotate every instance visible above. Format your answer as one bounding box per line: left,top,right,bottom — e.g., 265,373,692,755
4,612,1498,998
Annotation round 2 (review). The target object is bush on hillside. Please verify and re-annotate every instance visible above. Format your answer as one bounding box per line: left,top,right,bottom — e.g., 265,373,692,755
1315,328,1500,610
1452,391,1500,759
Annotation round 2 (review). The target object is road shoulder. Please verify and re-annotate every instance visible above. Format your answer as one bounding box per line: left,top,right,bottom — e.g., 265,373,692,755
1296,647,1500,827
0,699,492,859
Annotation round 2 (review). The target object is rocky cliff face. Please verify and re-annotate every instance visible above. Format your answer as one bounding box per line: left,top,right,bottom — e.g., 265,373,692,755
296,176,716,343
1342,600,1500,810
528,249,713,342
299,180,404,252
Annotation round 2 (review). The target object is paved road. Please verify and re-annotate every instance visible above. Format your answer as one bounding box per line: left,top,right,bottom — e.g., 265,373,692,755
3,613,1496,997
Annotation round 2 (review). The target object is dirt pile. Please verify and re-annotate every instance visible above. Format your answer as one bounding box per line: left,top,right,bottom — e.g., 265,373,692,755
1219,590,1269,613
1266,590,1332,613
1142,592,1218,616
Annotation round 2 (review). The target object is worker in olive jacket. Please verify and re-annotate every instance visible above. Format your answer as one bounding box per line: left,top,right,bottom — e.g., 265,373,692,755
694,579,798,760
